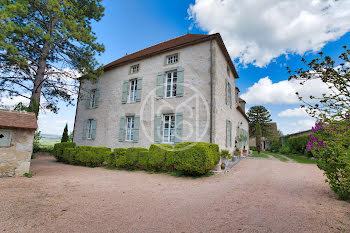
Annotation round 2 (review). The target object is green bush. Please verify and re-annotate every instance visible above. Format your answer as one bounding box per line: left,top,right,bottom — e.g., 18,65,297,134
74,146,111,167
106,148,127,167
62,147,77,164
136,150,149,170
285,135,312,156
148,144,173,171
250,146,257,151
221,150,230,159
279,145,291,154
53,142,76,161
117,147,148,169
174,142,217,175
268,139,281,153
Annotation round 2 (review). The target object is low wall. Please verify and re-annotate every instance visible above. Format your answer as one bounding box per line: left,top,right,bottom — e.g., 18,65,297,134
0,128,34,177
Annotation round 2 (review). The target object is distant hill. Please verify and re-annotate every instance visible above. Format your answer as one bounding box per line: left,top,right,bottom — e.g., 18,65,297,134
40,134,61,146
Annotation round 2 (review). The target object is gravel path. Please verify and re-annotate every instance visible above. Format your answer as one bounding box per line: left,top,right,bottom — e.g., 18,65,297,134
1,156,349,233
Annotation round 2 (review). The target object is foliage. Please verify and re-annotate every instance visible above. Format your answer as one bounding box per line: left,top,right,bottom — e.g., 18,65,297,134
250,146,257,151
308,121,350,200
53,142,76,161
23,172,33,178
33,130,42,153
247,106,273,137
251,151,269,158
105,148,127,167
221,150,230,159
0,0,105,115
68,131,73,142
117,147,148,169
75,146,111,167
61,124,69,142
266,139,281,153
136,150,149,170
283,154,317,164
173,142,218,176
278,145,291,154
148,144,173,171
285,134,312,157
288,47,350,121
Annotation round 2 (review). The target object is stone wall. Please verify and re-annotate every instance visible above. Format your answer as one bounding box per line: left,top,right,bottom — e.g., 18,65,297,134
0,128,34,177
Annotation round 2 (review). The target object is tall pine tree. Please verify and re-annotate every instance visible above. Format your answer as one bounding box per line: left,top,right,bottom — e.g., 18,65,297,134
247,105,272,151
0,0,105,116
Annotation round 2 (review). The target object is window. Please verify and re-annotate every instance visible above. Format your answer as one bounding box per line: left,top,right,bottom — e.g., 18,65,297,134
87,119,94,139
163,114,175,143
128,79,138,103
126,117,135,141
165,71,177,98
90,89,97,108
130,64,139,74
166,54,178,64
227,65,230,77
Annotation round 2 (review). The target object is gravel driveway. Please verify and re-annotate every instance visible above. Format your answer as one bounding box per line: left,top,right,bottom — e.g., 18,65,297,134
1,156,349,233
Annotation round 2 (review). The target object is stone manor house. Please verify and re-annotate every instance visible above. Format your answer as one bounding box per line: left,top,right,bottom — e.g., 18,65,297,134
73,33,249,153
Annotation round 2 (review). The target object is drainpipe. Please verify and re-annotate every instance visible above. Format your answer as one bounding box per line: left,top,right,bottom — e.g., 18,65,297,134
209,39,214,143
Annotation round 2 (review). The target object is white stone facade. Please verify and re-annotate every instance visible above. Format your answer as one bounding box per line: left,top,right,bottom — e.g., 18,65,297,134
73,37,249,153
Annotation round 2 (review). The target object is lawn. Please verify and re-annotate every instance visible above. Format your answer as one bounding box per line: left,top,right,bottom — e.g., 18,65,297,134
251,151,318,164
251,151,269,158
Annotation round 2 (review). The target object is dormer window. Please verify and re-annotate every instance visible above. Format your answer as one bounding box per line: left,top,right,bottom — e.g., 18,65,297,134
130,64,139,74
166,54,178,64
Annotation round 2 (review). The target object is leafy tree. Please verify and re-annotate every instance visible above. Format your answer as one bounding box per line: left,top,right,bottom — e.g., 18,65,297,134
0,0,105,116
68,131,73,142
61,123,69,142
287,46,350,121
289,47,350,200
33,130,41,154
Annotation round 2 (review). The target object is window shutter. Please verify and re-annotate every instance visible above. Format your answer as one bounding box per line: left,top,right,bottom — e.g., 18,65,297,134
91,119,97,140
225,79,228,106
229,121,232,147
94,88,100,108
229,84,232,109
122,81,128,104
156,73,165,99
176,67,184,97
136,78,142,102
175,112,183,144
82,120,88,140
85,91,91,109
154,115,162,143
119,117,126,142
226,120,229,147
133,116,140,143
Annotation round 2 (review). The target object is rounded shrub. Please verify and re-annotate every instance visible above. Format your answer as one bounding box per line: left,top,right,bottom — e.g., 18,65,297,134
106,148,127,167
53,142,76,162
174,142,216,175
117,147,148,169
148,144,173,171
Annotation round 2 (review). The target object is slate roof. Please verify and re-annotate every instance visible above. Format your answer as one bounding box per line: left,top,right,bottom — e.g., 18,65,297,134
104,33,239,79
0,110,38,130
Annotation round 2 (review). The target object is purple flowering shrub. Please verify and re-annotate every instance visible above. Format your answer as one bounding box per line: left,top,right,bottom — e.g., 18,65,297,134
308,121,350,200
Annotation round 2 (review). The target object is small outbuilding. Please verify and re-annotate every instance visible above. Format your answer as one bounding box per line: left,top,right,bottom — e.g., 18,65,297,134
0,110,38,177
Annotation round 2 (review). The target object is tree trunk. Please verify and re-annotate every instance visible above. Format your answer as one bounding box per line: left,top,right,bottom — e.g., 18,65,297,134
29,43,49,116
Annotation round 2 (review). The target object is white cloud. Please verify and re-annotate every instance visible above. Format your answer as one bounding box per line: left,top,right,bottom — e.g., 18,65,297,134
0,96,29,106
240,76,331,104
278,107,308,117
280,119,315,134
188,0,350,67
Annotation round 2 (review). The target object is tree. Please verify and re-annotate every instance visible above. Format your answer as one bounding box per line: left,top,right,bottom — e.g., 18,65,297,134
0,0,105,116
247,106,273,152
61,123,69,142
289,47,350,200
68,131,73,142
287,46,350,121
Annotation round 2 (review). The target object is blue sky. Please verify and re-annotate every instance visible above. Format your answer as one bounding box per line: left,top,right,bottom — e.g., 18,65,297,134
29,0,350,135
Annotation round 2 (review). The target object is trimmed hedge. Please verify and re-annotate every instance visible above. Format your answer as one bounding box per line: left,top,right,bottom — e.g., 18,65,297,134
174,142,218,175
117,147,148,169
106,148,127,167
53,142,76,162
148,144,174,171
53,141,221,176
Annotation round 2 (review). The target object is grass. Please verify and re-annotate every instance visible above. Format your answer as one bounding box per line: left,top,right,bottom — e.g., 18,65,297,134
267,153,289,162
23,173,34,178
251,151,269,158
283,154,318,164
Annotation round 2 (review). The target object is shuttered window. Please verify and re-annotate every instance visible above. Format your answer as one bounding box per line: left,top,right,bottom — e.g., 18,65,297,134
128,80,138,103
126,117,135,141
83,119,96,140
86,89,100,109
163,114,176,143
226,120,232,147
157,67,184,99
